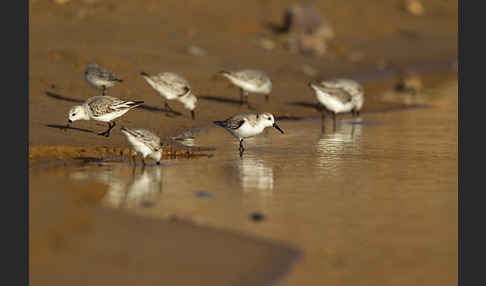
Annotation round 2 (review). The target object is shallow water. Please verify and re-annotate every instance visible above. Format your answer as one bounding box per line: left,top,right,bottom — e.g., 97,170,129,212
31,79,457,286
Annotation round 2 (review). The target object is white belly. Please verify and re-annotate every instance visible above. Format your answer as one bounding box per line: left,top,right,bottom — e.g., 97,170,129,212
232,122,265,139
127,136,153,158
146,79,179,100
86,76,115,88
91,109,130,122
231,78,271,94
316,93,354,114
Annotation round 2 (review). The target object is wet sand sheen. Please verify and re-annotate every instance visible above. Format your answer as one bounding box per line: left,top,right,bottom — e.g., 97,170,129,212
31,78,457,285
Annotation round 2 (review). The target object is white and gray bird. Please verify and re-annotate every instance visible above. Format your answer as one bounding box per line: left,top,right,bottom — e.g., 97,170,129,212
213,112,284,156
308,78,364,130
84,63,123,96
121,127,162,166
66,96,144,137
140,71,198,120
218,69,272,107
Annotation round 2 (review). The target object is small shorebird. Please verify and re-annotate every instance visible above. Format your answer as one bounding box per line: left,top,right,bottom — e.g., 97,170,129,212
213,112,284,157
308,78,364,130
218,69,272,108
140,71,198,120
121,127,162,166
84,63,123,96
66,96,144,137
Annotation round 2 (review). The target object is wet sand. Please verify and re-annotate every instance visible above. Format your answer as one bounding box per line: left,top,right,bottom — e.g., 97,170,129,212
30,173,300,286
30,1,457,285
30,0,457,151
31,78,457,285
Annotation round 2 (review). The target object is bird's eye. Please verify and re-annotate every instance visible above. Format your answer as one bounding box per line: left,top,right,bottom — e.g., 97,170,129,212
72,113,76,116
268,117,271,120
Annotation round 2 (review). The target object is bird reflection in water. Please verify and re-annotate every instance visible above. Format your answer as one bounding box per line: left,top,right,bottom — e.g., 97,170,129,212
70,164,163,209
234,153,274,194
121,166,163,208
315,119,363,167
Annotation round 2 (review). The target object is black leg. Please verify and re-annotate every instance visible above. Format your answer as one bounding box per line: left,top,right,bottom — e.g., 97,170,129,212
131,156,137,175
240,88,245,105
142,157,146,166
131,152,137,166
239,139,245,157
265,94,269,103
321,108,326,133
98,121,116,137
102,86,106,96
332,113,337,132
164,100,170,114
164,99,178,117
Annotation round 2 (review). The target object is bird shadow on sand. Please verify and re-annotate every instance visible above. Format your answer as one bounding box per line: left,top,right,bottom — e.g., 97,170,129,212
44,91,183,116
198,95,244,106
288,101,321,111
45,124,97,134
138,104,183,117
44,91,85,103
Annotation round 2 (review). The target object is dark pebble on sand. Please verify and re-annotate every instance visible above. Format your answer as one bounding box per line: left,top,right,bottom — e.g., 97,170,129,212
141,201,155,208
196,191,214,198
250,212,265,222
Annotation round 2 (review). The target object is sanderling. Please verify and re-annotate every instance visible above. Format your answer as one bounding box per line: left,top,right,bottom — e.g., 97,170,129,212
84,63,123,96
140,71,197,120
308,78,364,130
121,127,162,166
218,69,272,108
66,96,144,137
213,112,284,156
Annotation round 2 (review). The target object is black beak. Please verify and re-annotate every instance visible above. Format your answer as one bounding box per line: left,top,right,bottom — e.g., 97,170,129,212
273,123,284,134
156,161,160,165
191,110,195,120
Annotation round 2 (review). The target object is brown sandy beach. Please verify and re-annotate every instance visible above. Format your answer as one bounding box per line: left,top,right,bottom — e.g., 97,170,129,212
30,0,458,285
30,0,457,161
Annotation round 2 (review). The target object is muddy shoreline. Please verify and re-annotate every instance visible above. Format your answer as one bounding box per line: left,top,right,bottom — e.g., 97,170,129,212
30,1,457,285
30,64,457,169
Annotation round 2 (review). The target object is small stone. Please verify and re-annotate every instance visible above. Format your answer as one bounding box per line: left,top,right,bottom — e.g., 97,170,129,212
300,64,318,77
284,4,326,34
195,191,214,199
259,38,276,51
250,212,265,222
404,0,425,16
314,24,335,42
141,201,155,208
298,34,327,56
186,45,207,56
395,71,423,94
